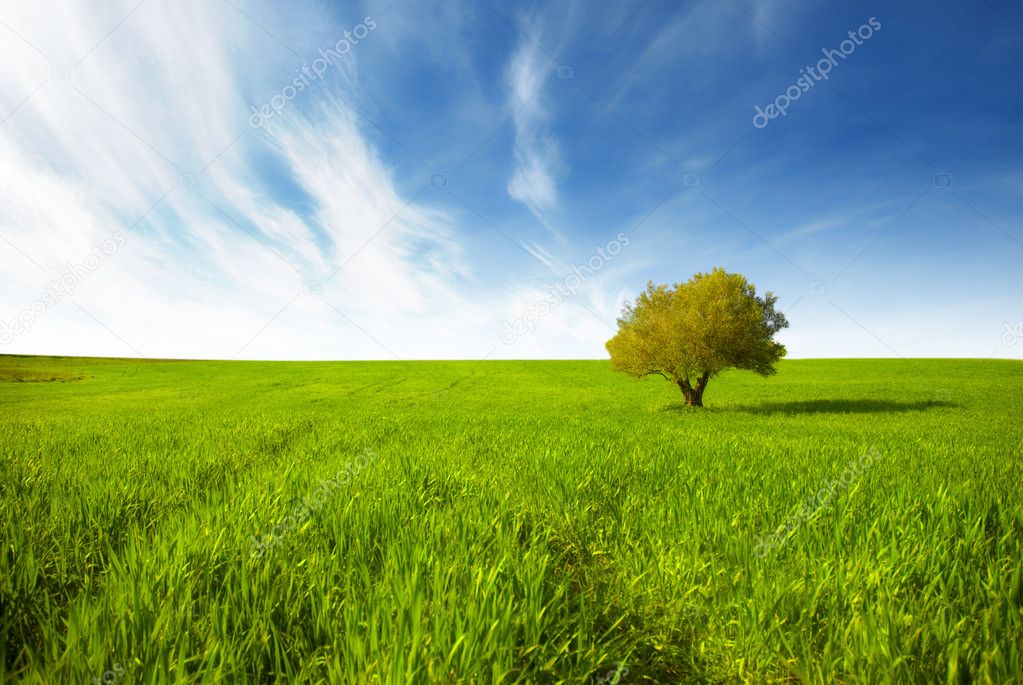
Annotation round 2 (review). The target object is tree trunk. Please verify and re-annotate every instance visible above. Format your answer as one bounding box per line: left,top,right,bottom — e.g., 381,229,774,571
678,380,702,406
678,371,711,407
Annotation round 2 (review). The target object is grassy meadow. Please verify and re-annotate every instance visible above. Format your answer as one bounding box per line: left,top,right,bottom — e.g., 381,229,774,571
1,355,1021,683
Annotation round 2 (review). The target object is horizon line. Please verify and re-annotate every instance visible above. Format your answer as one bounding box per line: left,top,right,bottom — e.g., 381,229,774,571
2,353,1021,364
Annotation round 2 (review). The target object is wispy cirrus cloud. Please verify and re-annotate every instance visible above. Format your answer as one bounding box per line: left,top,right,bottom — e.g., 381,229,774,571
505,17,566,235
0,0,486,360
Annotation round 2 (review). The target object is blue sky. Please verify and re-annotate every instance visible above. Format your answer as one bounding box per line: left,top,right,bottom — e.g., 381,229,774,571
0,0,1020,360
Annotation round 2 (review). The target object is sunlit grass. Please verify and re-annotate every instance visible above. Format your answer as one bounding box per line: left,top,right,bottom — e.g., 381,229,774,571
1,356,1021,683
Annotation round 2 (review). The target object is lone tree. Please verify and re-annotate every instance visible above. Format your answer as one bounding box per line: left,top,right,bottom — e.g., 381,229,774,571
606,268,789,407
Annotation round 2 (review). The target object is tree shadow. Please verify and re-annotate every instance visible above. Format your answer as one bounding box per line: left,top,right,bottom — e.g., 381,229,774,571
732,398,959,415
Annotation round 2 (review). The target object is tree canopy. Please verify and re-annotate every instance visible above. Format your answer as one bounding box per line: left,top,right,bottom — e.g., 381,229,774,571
606,268,789,406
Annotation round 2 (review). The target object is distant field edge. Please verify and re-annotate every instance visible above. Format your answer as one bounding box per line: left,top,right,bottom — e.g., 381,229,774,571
2,354,1021,364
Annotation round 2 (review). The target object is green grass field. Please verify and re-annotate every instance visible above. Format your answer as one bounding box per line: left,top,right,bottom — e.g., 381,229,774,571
1,355,1021,683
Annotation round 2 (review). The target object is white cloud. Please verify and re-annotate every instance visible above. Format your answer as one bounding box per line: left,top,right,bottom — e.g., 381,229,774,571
0,0,496,360
505,18,565,232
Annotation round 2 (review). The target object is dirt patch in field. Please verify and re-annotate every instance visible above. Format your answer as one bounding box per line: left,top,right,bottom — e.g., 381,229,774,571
0,369,85,383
